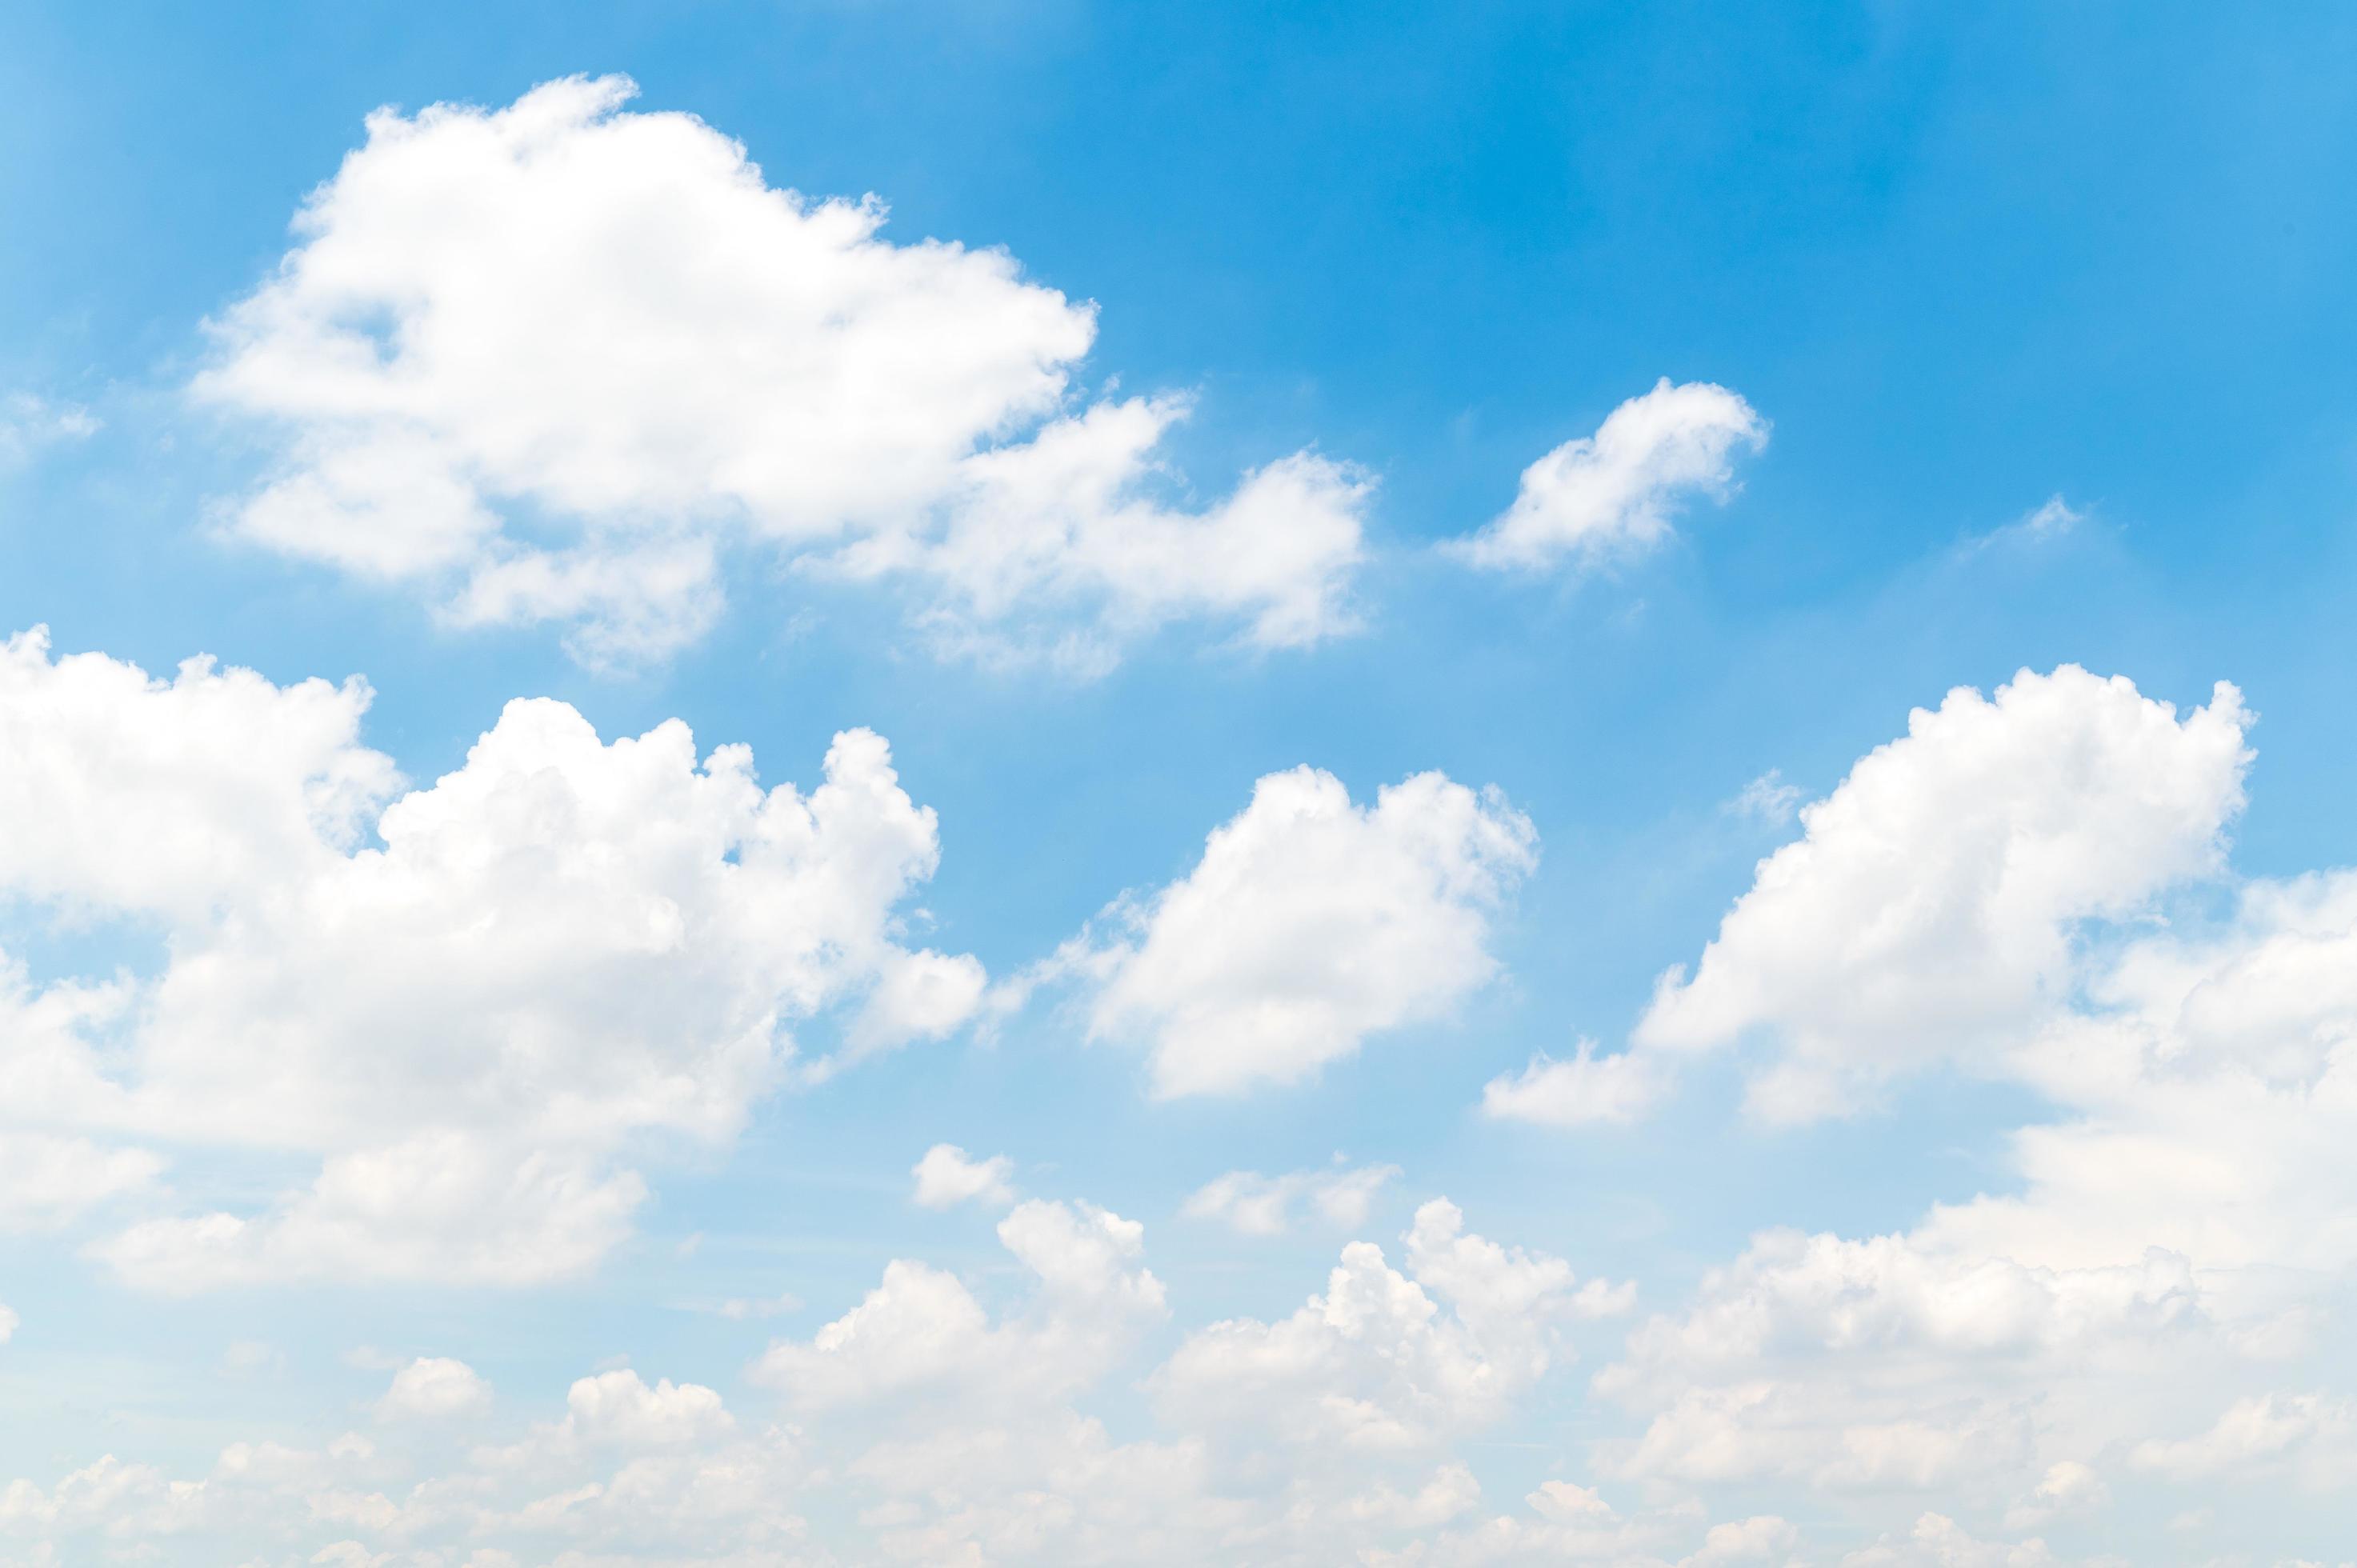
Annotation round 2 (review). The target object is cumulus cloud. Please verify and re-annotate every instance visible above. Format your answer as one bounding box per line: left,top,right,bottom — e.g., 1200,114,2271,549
1154,1198,1629,1454
1182,1160,1400,1235
194,74,1371,667
1639,666,2251,1122
910,1143,1017,1210
0,627,980,1289
1567,666,2357,1534
1449,378,1766,574
375,1357,491,1421
1054,765,1535,1097
754,1198,1166,1414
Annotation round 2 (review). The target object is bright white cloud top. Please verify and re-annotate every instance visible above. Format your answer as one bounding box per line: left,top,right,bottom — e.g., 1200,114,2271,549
0,626,980,1290
1065,764,1537,1096
195,75,1371,667
1450,377,1767,574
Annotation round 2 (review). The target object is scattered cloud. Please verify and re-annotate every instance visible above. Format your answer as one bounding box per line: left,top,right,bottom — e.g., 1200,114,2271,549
1449,378,1767,574
911,1143,1018,1210
375,1357,492,1422
194,75,1371,668
1181,1159,1399,1235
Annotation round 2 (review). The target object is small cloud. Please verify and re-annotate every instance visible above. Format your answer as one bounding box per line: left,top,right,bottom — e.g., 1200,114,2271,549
373,1356,491,1422
712,1291,802,1321
911,1143,1017,1210
1959,494,2086,557
1182,1160,1401,1237
1482,1039,1671,1128
1725,769,1802,827
0,391,100,466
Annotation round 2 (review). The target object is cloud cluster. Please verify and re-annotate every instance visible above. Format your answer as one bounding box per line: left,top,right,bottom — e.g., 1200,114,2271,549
196,75,1371,667
0,626,981,1289
1487,666,2252,1128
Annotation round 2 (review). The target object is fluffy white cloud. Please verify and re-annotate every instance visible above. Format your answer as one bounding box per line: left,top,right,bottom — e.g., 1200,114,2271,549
194,74,1371,666
1569,668,2357,1539
1449,378,1766,574
1480,1040,1670,1127
1594,1226,2217,1494
376,1357,492,1422
911,1143,1017,1210
1639,666,2251,1122
1061,765,1535,1097
754,1198,1166,1413
1182,1160,1399,1236
0,627,980,1288
1154,1199,1627,1454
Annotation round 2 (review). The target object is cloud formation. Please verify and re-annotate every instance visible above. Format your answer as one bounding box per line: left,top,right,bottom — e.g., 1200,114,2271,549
1062,765,1535,1097
0,626,980,1289
195,75,1371,667
1450,378,1766,574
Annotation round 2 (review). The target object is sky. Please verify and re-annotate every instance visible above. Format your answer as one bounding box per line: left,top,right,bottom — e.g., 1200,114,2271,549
3,2,2357,1563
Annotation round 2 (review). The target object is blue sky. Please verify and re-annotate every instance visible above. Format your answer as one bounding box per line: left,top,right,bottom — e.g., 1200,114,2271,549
4,3,2357,1564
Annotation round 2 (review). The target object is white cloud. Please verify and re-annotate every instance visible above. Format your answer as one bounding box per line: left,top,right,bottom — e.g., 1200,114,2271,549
1062,765,1535,1097
2001,1460,2108,1530
1595,1226,2213,1494
2131,1394,2349,1481
0,627,980,1289
194,74,1371,667
375,1357,491,1422
1153,1198,1627,1454
1182,1160,1399,1235
1839,1513,2059,1568
0,1134,162,1231
1639,666,2251,1122
0,391,98,467
910,1143,1017,1210
754,1198,1166,1414
1727,768,1803,826
1567,669,2357,1533
1449,378,1766,574
0,1304,14,1345
1480,1040,1669,1127
1683,1514,1802,1564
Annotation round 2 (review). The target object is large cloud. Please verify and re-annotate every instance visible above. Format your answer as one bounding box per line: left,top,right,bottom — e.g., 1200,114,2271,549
1563,668,2357,1555
195,74,1371,667
1636,665,2251,1122
1058,765,1536,1097
0,627,981,1289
